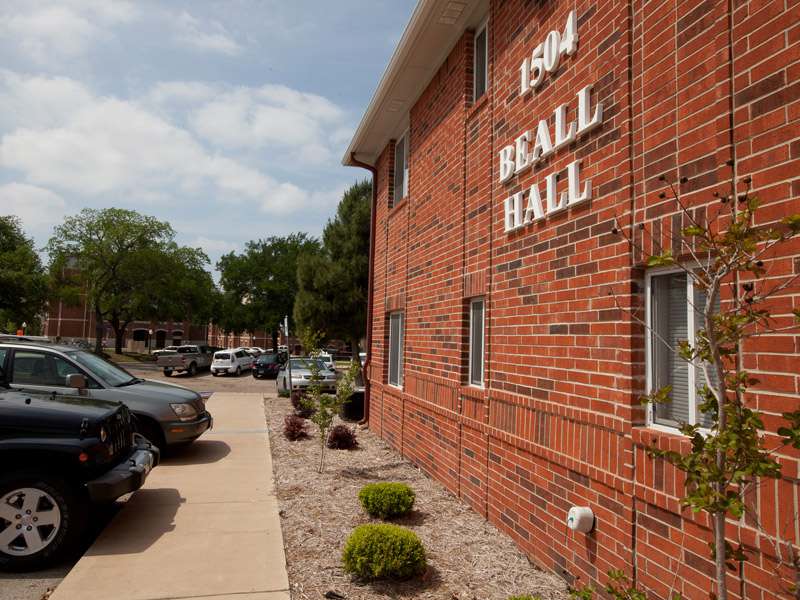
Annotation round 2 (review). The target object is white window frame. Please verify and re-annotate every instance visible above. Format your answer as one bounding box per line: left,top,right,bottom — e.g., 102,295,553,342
393,132,409,203
645,266,713,432
468,297,485,387
473,19,489,101
388,311,404,388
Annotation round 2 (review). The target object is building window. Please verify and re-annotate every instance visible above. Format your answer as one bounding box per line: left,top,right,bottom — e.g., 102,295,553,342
393,133,408,204
388,312,404,387
468,297,485,386
474,22,488,101
646,270,718,429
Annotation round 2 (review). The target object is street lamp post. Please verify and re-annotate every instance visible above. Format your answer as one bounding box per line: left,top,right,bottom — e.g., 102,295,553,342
147,329,153,354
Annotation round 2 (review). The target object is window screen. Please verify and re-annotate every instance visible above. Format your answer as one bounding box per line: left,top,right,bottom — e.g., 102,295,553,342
388,312,404,387
469,298,485,386
474,25,488,100
393,136,407,203
651,272,690,426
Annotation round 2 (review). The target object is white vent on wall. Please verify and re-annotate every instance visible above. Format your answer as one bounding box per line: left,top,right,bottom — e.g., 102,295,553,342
438,1,467,25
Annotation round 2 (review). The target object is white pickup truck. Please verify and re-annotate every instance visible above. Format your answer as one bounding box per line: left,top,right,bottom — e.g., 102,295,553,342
155,345,213,376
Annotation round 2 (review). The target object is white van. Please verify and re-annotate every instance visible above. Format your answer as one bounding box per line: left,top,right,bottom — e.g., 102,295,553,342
211,348,254,376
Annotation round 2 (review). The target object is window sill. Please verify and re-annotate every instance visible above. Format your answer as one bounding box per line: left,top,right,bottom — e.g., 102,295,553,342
460,384,488,401
389,196,408,219
467,92,489,119
632,424,692,454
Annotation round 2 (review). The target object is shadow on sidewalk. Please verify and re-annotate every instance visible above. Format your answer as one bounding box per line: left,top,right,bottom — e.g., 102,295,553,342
84,488,183,556
163,440,231,465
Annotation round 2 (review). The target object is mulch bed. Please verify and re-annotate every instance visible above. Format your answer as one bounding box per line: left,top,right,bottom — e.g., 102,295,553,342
265,396,568,600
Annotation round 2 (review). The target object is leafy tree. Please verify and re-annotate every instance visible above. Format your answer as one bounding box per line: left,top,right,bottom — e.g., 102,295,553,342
609,172,800,600
295,180,371,358
217,233,320,350
101,244,216,353
47,208,215,354
0,216,48,332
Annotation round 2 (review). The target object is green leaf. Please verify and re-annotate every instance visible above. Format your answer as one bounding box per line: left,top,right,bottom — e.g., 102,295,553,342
783,214,800,235
646,250,674,267
683,225,705,236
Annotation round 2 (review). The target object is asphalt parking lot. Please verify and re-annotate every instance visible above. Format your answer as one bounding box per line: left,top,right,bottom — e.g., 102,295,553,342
0,366,276,600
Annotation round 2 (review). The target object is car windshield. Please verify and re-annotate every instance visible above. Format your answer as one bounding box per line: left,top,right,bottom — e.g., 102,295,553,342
215,353,230,360
67,351,137,387
258,354,277,364
289,358,327,371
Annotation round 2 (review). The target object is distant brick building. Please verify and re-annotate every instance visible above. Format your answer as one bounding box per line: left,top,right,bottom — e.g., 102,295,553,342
345,0,800,598
43,294,207,350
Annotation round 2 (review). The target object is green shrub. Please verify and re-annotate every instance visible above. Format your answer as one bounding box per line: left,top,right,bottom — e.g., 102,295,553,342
358,482,415,519
342,524,426,580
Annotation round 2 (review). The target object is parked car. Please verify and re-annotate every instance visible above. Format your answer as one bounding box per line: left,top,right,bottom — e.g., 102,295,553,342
0,341,212,450
151,346,179,358
0,382,159,570
156,345,213,376
210,348,254,376
252,353,280,379
276,357,337,395
317,351,336,372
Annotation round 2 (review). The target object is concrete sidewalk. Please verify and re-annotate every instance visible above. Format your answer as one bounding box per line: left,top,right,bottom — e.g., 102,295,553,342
50,393,289,600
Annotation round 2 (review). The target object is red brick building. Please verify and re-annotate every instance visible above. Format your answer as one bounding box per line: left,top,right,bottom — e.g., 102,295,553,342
43,294,207,350
344,0,800,597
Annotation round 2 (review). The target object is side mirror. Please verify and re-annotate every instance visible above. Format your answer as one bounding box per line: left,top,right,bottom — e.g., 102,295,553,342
66,373,88,392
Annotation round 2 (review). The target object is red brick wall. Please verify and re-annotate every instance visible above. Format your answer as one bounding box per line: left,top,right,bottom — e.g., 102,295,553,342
366,0,800,598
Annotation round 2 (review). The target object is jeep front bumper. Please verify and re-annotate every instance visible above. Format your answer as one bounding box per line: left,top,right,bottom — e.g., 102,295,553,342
86,435,160,502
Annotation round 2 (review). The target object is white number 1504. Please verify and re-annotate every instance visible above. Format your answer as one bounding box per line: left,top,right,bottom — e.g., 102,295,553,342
519,10,578,96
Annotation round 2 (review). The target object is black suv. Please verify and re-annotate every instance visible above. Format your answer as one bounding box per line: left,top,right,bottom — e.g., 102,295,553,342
0,380,159,571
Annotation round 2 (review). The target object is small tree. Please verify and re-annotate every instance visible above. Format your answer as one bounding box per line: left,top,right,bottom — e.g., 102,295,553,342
298,327,360,472
611,171,800,600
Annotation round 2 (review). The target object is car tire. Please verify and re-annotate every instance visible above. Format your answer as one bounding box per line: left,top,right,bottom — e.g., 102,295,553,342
0,471,88,572
188,363,197,376
163,368,173,377
235,367,241,377
211,371,218,377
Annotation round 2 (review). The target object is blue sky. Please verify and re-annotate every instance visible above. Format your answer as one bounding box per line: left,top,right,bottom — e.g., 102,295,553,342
0,0,415,270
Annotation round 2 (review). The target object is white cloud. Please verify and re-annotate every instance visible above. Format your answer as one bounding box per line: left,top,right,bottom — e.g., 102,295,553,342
173,12,243,56
0,1,138,65
187,84,347,164
190,236,239,255
147,81,218,107
0,69,93,131
0,73,342,216
0,182,66,239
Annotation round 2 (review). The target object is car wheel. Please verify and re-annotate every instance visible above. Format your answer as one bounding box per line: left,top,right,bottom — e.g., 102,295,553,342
235,367,241,376
0,471,88,572
188,363,197,376
211,371,218,377
163,368,173,377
